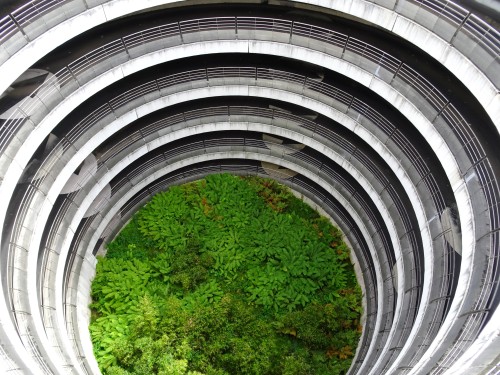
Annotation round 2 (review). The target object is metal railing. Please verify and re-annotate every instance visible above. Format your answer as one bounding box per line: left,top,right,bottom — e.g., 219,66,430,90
0,0,104,63
103,129,417,361
0,14,489,169
58,157,380,370
0,13,487,192
66,69,441,240
85,88,498,374
17,60,487,371
46,64,452,367
0,10,496,375
0,0,498,86
64,133,396,370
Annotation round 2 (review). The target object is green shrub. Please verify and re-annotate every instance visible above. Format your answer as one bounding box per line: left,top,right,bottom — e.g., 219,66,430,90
90,174,362,374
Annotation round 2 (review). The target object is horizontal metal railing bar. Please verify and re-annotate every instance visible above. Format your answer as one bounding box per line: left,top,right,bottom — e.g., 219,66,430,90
0,15,19,43
179,17,237,33
125,157,164,183
66,103,112,144
203,137,245,148
350,98,396,135
386,184,413,233
319,163,355,195
390,129,430,178
109,81,158,109
346,37,401,73
397,64,448,111
122,24,181,48
237,17,291,32
292,21,346,46
463,15,500,56
11,0,67,27
354,149,390,187
98,132,142,164
416,0,465,25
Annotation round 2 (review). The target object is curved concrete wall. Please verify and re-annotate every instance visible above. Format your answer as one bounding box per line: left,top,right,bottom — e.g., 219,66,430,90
0,0,498,374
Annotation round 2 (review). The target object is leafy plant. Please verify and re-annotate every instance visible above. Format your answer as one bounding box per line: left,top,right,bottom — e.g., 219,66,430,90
90,174,362,374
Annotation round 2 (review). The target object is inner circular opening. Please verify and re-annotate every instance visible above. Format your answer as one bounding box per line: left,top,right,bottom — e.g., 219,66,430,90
89,173,363,375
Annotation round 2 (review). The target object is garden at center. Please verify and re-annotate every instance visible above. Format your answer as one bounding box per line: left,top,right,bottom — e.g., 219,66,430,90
89,174,362,375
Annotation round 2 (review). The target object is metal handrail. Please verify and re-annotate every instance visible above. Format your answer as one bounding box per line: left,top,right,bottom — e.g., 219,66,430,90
63,96,454,363
0,15,490,169
413,0,464,25
0,9,496,374
32,117,434,374
0,0,497,86
464,14,500,56
0,0,90,43
64,68,445,221
12,0,67,26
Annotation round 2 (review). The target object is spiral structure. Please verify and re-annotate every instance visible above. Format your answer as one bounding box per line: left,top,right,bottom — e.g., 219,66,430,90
0,0,498,374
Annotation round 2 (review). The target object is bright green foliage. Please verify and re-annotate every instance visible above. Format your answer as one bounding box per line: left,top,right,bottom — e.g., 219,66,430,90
90,174,362,374
106,218,156,260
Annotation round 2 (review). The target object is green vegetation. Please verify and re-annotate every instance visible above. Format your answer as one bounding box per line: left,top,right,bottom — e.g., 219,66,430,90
90,174,362,375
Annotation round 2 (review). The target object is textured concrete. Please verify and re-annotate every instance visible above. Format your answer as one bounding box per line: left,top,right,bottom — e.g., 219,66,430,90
0,0,498,374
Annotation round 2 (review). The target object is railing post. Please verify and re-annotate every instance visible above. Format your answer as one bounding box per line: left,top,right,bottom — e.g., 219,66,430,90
15,105,30,120
120,37,130,58
107,102,116,119
9,14,30,42
341,35,349,59
390,61,404,85
66,66,80,87
450,12,471,45
177,21,184,44
346,95,355,113
432,101,450,123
